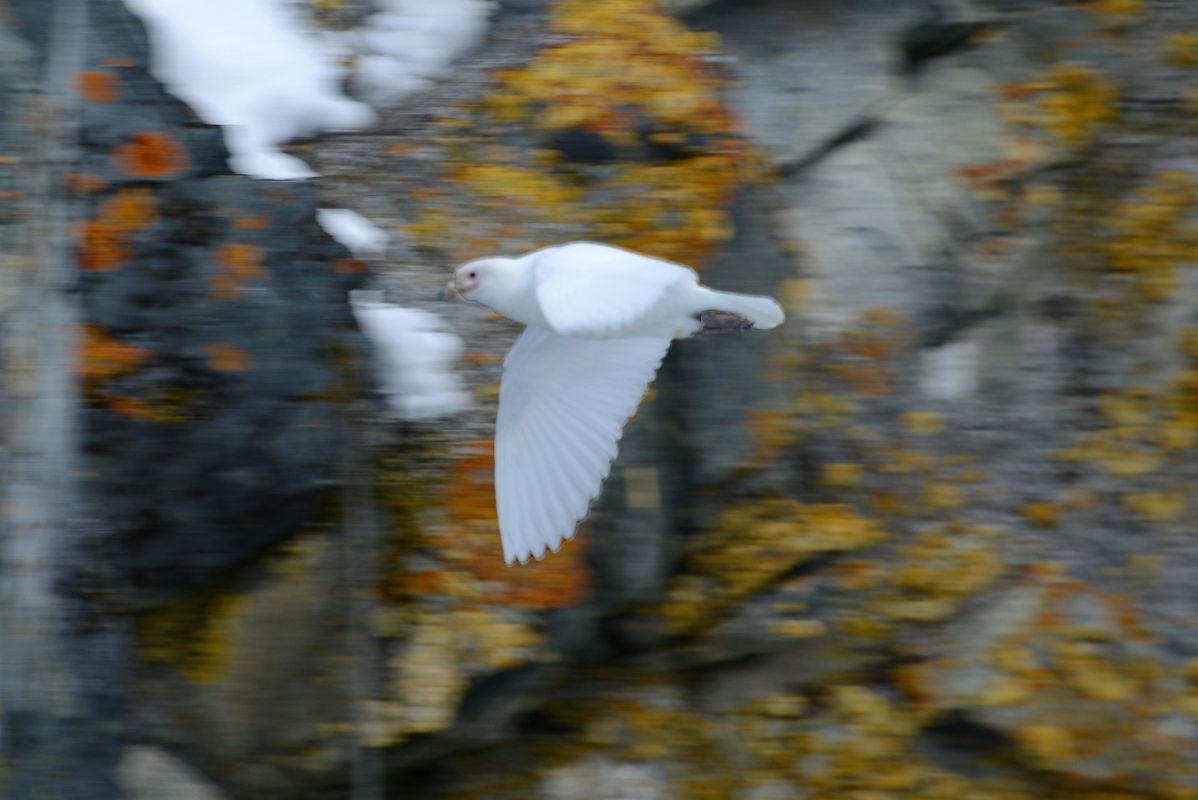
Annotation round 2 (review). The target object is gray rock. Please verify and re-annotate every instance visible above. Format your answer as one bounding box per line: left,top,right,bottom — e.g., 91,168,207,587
118,747,230,800
69,3,366,604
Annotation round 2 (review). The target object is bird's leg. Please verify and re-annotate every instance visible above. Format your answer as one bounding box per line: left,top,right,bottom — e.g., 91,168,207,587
697,310,755,334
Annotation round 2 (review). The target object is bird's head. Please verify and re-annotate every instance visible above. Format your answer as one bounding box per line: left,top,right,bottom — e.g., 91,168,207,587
448,257,518,305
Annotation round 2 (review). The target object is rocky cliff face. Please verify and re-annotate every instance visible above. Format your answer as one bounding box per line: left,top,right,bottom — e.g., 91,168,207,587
3,0,1198,798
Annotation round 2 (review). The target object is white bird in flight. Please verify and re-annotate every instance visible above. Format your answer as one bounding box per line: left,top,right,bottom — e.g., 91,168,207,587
449,241,785,565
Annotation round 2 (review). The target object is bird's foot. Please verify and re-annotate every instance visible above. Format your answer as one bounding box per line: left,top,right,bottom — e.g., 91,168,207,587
698,310,754,334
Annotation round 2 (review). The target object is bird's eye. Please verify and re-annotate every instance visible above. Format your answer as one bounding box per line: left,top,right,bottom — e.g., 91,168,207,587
468,271,477,279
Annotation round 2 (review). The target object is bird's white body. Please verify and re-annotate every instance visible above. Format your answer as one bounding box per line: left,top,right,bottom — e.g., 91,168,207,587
451,242,784,565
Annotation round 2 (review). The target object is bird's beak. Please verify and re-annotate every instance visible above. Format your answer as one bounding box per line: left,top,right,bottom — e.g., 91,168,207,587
444,280,464,301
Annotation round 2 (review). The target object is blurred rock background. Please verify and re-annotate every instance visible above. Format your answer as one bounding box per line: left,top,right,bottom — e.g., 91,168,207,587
3,0,1198,798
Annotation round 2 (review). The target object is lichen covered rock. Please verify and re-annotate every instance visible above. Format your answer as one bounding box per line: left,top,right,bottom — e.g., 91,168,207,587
12,0,1198,797
72,2,365,602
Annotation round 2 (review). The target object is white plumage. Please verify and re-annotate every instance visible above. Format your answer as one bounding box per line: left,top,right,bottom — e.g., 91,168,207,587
450,242,785,565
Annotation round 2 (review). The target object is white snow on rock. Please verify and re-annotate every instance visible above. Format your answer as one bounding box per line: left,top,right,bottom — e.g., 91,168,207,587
122,0,494,179
351,0,495,106
317,208,390,258
920,338,981,402
349,291,471,421
123,0,376,179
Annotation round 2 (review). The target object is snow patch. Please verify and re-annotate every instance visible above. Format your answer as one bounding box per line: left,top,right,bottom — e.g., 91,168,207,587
351,0,495,106
349,291,470,421
317,209,390,257
123,0,494,180
920,338,980,401
123,0,375,179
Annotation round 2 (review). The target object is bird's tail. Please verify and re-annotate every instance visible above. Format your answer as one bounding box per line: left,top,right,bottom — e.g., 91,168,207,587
700,288,786,330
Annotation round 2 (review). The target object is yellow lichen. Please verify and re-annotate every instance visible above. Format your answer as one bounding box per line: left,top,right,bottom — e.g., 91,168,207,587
1015,724,1075,764
1162,32,1198,68
1121,491,1186,522
401,0,745,268
1104,171,1198,300
1021,502,1061,529
920,482,965,511
662,500,888,634
137,589,247,684
767,619,827,638
1007,65,1119,149
1055,640,1140,702
879,524,1004,622
1089,0,1144,27
901,411,945,436
820,462,865,487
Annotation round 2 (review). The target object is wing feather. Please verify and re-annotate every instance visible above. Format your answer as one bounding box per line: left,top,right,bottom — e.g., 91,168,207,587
537,405,591,518
532,242,697,337
495,325,671,564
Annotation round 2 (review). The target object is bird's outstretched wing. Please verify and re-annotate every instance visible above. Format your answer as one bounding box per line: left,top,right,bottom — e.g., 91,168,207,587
532,242,696,337
495,325,670,564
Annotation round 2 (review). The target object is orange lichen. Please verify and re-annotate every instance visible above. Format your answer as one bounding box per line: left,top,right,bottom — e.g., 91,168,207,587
68,173,107,194
462,351,502,366
100,189,157,230
386,142,420,157
956,158,1028,197
210,243,266,299
203,343,252,372
77,188,157,271
74,71,119,102
77,324,151,382
998,81,1038,101
113,131,188,178
393,441,592,611
77,220,130,272
813,317,913,398
832,362,895,396
107,395,175,423
334,258,368,274
860,309,908,328
232,215,270,230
